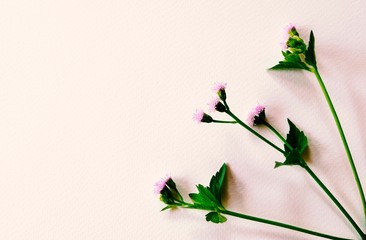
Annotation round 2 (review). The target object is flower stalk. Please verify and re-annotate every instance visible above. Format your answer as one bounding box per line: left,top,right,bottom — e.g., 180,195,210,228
312,67,366,222
261,119,365,239
220,209,352,240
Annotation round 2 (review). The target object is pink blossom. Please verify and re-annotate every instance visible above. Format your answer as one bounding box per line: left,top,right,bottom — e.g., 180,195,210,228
212,82,227,93
208,97,220,112
247,105,266,127
154,175,171,194
193,109,204,123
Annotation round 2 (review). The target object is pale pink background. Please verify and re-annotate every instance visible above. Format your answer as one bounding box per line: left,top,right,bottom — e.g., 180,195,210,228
1,1,366,239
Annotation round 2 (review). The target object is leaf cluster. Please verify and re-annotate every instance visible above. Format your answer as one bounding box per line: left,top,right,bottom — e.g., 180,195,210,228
189,163,228,223
275,119,308,168
271,31,317,71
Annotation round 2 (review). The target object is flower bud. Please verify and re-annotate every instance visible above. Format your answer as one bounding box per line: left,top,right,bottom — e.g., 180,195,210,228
247,105,266,127
193,110,214,123
208,97,226,113
212,83,227,101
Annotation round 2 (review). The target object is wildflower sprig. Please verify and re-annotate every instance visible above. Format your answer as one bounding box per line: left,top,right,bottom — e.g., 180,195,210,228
157,25,366,239
271,24,366,232
271,24,316,71
193,83,365,238
156,164,351,240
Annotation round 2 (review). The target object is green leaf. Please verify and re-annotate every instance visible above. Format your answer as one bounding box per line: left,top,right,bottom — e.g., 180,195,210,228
189,184,223,210
275,119,308,168
160,205,174,211
275,150,305,168
305,31,317,67
205,212,227,224
285,119,308,154
270,61,306,70
208,163,227,204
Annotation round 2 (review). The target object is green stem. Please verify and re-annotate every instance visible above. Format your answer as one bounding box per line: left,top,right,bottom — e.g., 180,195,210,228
313,68,366,223
220,209,352,240
225,110,285,154
263,120,364,238
212,120,237,124
304,165,365,239
263,121,293,150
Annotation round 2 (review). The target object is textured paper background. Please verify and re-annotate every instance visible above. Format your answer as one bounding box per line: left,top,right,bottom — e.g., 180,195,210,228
1,1,366,239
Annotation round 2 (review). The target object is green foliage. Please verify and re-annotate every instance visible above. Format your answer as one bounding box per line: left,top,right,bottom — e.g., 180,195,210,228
305,31,317,67
275,119,308,168
285,119,308,154
188,163,228,224
270,30,317,71
270,61,309,71
208,163,227,204
205,211,227,223
189,184,223,210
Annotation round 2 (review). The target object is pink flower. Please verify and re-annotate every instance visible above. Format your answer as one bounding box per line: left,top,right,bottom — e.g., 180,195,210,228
193,109,213,123
247,105,266,127
154,174,171,194
193,109,205,123
208,97,220,112
212,82,227,93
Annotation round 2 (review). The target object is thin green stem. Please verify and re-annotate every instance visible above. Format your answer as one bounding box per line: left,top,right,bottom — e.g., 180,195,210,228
263,121,293,150
313,68,366,223
262,120,364,237
225,109,285,154
220,209,352,240
304,165,365,239
212,120,237,124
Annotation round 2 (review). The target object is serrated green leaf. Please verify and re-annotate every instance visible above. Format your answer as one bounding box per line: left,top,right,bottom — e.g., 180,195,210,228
270,61,308,70
208,163,226,204
205,212,227,224
189,184,223,210
305,31,317,67
275,119,308,168
285,119,308,154
274,150,306,168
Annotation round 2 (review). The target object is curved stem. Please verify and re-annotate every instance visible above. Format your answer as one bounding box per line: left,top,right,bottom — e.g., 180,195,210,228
263,121,293,150
225,109,285,154
220,209,352,240
262,120,364,237
304,165,365,239
313,68,366,223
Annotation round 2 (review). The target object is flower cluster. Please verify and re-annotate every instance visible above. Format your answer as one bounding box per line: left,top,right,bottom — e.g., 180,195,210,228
156,24,366,240
192,82,228,124
272,23,317,72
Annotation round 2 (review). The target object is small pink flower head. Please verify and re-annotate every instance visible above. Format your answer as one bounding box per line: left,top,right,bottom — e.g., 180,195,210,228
193,109,213,123
247,105,266,127
208,97,226,113
154,175,182,206
212,82,227,101
154,174,171,194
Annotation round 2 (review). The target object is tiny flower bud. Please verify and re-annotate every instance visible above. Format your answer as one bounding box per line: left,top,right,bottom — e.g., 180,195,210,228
212,82,227,101
281,23,306,54
247,105,266,127
154,175,183,205
208,97,226,113
193,110,213,123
